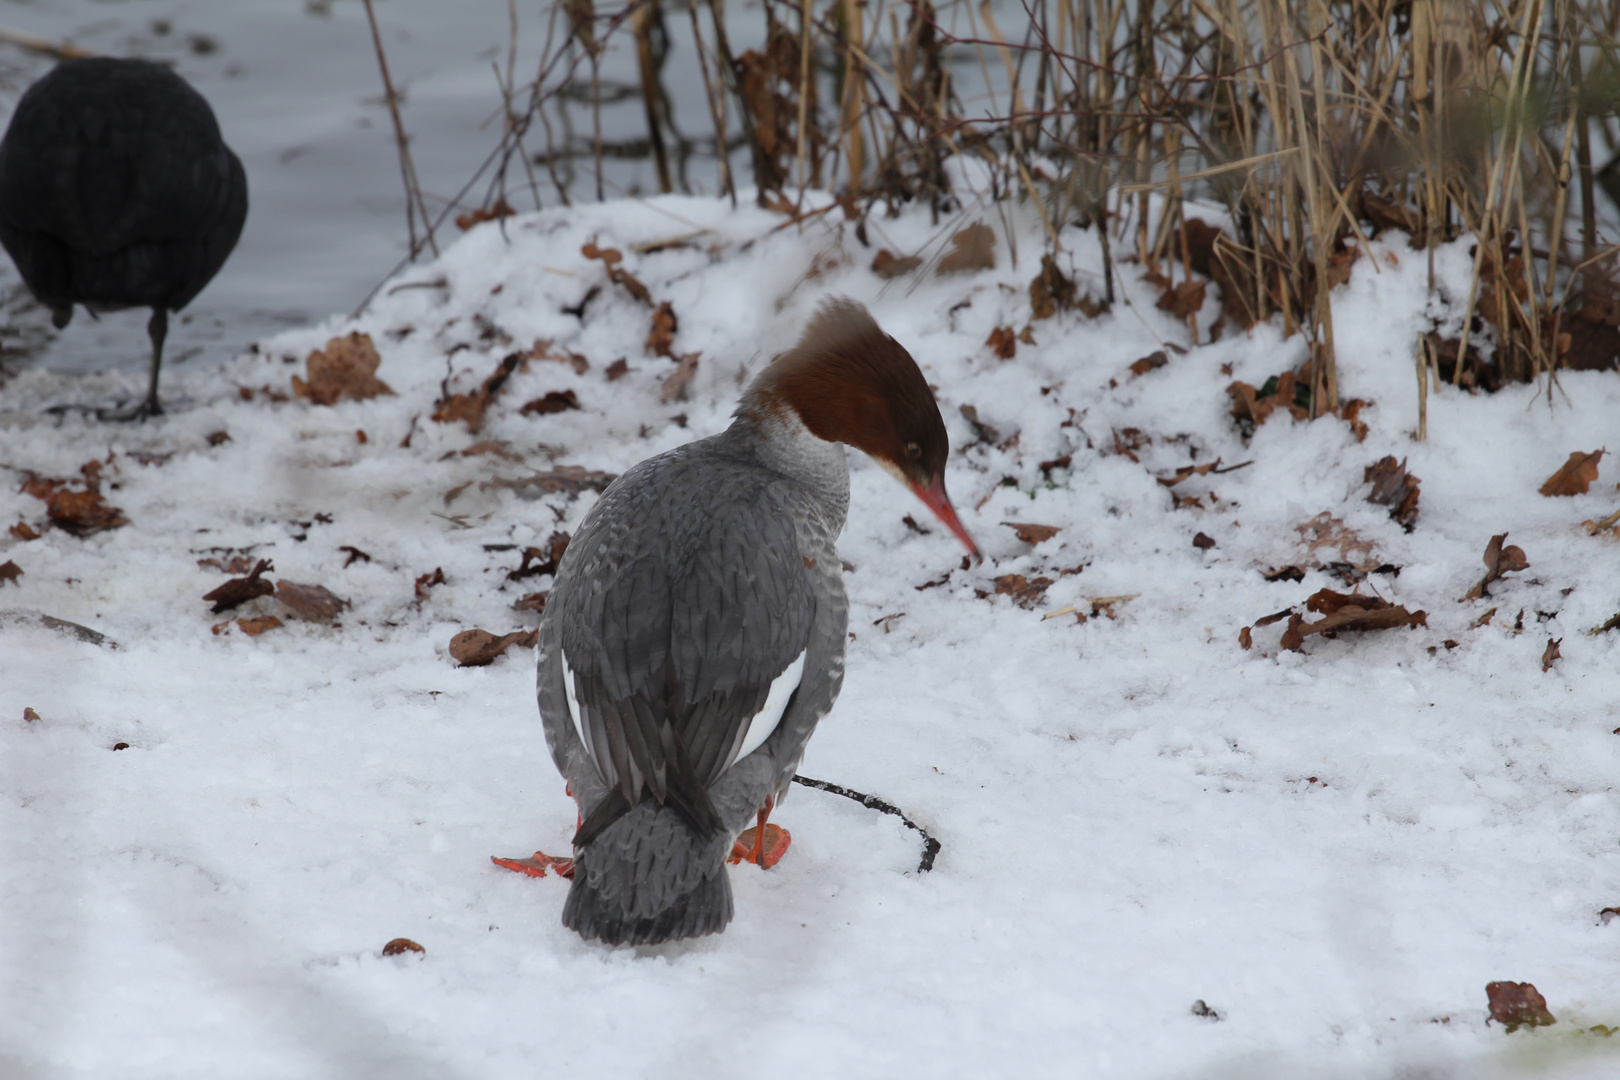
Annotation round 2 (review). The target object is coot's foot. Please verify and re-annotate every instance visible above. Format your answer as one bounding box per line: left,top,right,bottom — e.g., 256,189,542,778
95,396,164,422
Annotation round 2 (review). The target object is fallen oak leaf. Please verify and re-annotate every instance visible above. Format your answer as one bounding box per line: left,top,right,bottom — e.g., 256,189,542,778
871,249,922,279
449,627,539,667
1193,532,1217,550
339,545,372,568
605,358,631,381
1461,533,1529,601
512,592,548,614
660,353,699,404
937,222,995,275
202,559,275,614
1486,981,1556,1033
520,390,580,416
432,351,523,434
9,521,40,540
993,574,1053,608
1156,279,1207,321
237,615,283,637
292,332,395,405
1539,449,1605,497
37,480,129,537
506,533,571,580
415,567,446,600
1542,637,1562,672
381,938,426,957
986,326,1017,359
582,242,651,305
647,301,678,357
1130,351,1168,377
1029,254,1078,319
275,580,348,622
1001,522,1060,544
1365,456,1421,531
0,560,21,586
1278,589,1427,652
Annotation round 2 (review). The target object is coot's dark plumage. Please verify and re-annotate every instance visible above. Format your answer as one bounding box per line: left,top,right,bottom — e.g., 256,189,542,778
0,57,248,418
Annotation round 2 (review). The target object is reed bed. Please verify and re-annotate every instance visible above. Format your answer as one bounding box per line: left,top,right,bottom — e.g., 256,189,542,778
404,0,1620,416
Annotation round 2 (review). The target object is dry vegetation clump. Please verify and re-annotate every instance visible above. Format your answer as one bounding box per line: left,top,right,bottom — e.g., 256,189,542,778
367,0,1620,422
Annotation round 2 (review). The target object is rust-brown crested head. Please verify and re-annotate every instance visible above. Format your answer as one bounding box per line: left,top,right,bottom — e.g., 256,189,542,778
745,297,947,485
744,297,978,556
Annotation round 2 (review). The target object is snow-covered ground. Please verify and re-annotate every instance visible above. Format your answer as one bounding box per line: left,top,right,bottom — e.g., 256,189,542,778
3,192,1620,1079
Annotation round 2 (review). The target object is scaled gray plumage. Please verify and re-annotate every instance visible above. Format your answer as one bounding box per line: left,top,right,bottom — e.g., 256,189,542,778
537,410,851,945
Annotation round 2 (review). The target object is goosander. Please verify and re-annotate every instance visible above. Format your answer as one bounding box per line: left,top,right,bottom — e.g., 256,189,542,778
522,297,976,945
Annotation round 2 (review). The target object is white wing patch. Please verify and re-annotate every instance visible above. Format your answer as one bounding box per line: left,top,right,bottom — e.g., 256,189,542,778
562,646,806,771
560,649,590,762
734,649,806,764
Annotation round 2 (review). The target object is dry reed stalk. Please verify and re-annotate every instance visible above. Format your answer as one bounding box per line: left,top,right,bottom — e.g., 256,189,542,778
361,0,438,259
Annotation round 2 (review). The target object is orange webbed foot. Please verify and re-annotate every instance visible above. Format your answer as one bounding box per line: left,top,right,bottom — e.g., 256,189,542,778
491,851,575,879
728,824,791,867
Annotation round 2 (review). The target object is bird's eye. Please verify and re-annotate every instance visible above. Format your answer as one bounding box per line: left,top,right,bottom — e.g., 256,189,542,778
906,442,922,460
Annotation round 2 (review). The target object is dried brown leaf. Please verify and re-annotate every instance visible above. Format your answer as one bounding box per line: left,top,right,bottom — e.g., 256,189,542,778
1365,456,1421,531
450,627,539,667
1486,982,1556,1032
415,567,446,600
382,938,425,957
339,546,372,568
507,533,571,581
872,249,922,279
432,352,522,434
986,326,1017,359
1462,533,1529,601
9,521,40,540
520,390,581,416
276,580,347,622
0,560,21,587
937,223,995,275
1541,637,1562,672
237,615,283,637
1238,626,1253,650
1279,589,1427,651
1539,450,1605,497
1193,532,1217,550
1130,351,1169,377
1001,522,1060,544
647,301,678,357
994,574,1053,609
605,358,631,381
1296,513,1377,570
513,591,548,614
660,353,699,404
1030,254,1078,319
583,242,651,305
45,488,129,537
455,199,514,231
202,559,275,614
292,333,395,406
1157,279,1207,320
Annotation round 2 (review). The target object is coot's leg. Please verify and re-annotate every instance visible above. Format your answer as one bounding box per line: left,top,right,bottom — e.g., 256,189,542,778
96,308,167,421
143,307,167,416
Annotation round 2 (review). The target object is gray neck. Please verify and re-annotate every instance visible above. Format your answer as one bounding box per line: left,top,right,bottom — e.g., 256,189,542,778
722,407,850,539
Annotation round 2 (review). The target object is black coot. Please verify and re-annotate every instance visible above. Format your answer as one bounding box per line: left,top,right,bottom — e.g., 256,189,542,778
0,57,248,418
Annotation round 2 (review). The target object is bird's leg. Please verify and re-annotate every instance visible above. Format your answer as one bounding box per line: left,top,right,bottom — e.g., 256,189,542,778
141,307,167,416
728,795,791,869
491,783,578,879
95,309,167,421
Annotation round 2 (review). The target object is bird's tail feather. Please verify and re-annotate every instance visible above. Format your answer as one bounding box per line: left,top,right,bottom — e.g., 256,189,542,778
563,797,733,945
